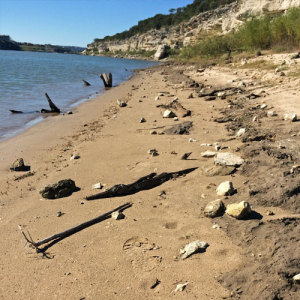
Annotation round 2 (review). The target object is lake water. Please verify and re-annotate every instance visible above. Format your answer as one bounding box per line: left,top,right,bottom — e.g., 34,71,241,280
0,50,156,140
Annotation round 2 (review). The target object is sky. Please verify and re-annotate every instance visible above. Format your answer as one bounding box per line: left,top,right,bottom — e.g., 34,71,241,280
0,0,194,47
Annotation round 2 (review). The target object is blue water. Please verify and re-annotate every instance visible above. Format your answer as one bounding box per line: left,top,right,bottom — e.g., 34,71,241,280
0,50,156,140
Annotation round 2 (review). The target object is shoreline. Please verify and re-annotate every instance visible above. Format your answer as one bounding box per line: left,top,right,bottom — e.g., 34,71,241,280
0,59,299,299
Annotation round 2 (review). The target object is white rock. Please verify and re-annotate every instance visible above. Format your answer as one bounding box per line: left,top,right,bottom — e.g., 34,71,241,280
188,138,197,143
163,109,176,118
92,183,103,189
173,117,179,121
201,150,216,158
252,116,258,122
180,240,209,259
237,81,246,88
283,113,297,122
216,181,236,196
154,96,160,101
236,128,246,137
175,282,189,292
293,273,300,283
217,91,226,97
200,143,213,147
111,211,125,220
260,104,267,109
214,152,244,167
117,99,127,107
70,154,80,160
267,111,278,117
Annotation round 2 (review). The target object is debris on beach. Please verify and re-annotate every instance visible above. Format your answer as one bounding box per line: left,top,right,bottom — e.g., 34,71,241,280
163,121,193,135
148,149,159,156
283,113,297,122
163,109,176,118
226,201,252,219
204,199,225,218
214,152,244,167
202,165,236,177
112,211,125,220
85,168,197,201
181,152,192,160
10,158,30,172
201,150,216,158
175,282,189,292
92,183,103,190
180,240,209,259
70,154,80,160
117,99,127,107
40,179,79,199
82,79,91,86
216,181,236,196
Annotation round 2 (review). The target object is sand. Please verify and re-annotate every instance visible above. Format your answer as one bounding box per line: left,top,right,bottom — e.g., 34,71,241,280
0,57,299,299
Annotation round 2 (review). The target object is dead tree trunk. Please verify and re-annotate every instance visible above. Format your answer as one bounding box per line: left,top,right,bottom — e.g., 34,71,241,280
100,72,112,88
19,202,132,254
41,93,61,113
85,167,197,201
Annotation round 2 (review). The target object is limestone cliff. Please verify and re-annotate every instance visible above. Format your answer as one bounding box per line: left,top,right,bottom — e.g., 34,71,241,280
85,0,300,57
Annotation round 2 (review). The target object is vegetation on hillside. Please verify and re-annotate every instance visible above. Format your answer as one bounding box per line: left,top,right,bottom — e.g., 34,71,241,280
93,0,235,42
178,7,300,61
0,35,85,54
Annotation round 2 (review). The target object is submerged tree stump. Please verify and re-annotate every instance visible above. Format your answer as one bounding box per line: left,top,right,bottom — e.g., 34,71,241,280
100,72,113,88
41,93,60,113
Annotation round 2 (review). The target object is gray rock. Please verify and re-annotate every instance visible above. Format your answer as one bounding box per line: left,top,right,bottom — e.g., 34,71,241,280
216,181,236,196
10,158,29,171
226,201,252,219
201,150,216,158
204,199,225,218
40,179,78,199
148,149,159,156
70,154,80,160
180,240,209,259
163,121,193,135
214,152,244,167
140,117,146,123
202,165,236,177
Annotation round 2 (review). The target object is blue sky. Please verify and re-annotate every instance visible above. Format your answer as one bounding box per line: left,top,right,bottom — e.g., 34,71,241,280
0,0,193,47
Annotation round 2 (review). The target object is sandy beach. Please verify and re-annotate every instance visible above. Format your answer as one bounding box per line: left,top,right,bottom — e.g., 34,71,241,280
0,57,299,299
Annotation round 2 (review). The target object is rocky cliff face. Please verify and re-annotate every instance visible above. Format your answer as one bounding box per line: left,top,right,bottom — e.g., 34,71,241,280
85,0,300,57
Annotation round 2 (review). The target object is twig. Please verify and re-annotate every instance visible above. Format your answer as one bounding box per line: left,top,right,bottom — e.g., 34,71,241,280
18,202,132,254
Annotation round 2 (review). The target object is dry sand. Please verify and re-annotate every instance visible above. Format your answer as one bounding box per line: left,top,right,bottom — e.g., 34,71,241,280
0,57,299,299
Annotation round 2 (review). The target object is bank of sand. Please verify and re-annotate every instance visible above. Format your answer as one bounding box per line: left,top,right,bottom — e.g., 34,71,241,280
0,58,299,299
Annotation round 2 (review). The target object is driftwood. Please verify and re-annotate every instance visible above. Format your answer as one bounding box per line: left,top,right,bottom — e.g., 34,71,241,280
157,100,191,118
19,202,132,255
82,79,91,86
9,110,24,114
100,72,113,88
41,93,60,113
85,167,197,201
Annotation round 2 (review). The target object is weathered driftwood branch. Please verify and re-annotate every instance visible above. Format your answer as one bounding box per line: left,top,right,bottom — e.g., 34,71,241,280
41,93,60,113
19,202,132,254
100,72,113,88
85,167,198,201
82,79,91,86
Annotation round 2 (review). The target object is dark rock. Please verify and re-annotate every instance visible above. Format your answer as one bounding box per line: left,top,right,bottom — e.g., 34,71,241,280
40,179,79,199
164,121,193,135
10,158,30,171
